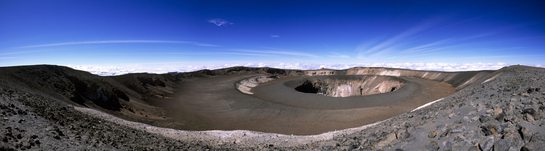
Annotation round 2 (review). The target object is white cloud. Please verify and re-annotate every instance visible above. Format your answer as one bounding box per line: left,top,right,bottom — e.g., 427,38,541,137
208,18,233,27
17,40,219,49
69,62,515,76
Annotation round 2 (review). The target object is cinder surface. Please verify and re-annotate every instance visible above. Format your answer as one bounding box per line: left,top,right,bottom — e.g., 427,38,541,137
163,74,453,135
2,65,543,150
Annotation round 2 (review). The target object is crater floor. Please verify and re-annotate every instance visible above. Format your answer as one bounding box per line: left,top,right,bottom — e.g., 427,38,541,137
157,74,454,135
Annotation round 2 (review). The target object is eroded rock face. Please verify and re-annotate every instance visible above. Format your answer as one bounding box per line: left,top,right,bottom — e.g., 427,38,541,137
294,76,404,97
236,75,278,94
305,67,497,90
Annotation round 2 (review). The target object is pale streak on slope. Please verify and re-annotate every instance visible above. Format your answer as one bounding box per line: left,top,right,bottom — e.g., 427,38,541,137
411,98,445,112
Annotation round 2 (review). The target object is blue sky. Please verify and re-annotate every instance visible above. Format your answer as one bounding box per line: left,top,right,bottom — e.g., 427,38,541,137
1,0,545,69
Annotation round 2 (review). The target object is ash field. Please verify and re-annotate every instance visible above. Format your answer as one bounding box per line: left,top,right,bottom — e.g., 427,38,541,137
0,65,544,150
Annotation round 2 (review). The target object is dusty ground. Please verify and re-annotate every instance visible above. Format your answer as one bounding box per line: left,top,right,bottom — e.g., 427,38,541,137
158,74,453,135
0,65,544,150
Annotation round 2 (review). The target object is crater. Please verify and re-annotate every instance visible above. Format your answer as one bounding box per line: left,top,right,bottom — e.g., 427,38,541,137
294,76,404,97
1,65,466,136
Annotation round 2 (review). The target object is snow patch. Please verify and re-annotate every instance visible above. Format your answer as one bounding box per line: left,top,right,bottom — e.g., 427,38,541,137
482,73,501,84
379,70,401,76
411,98,444,112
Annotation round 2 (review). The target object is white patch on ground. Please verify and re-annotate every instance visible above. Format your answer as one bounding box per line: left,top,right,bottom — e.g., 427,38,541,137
236,75,276,95
482,73,501,84
379,70,401,76
422,72,429,78
458,75,479,88
411,98,444,112
429,72,443,79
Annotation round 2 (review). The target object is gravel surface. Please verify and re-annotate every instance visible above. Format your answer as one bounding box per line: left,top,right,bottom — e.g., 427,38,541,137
1,65,544,150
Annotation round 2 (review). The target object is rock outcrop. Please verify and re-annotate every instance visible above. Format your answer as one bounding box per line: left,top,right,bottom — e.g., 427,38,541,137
236,75,278,94
306,67,496,90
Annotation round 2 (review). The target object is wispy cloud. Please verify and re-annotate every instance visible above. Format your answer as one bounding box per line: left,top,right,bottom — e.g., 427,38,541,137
219,52,276,57
208,18,233,27
327,52,351,58
357,19,441,58
231,49,320,58
17,40,219,49
163,51,275,57
400,39,453,54
270,35,280,38
353,17,514,62
399,32,497,56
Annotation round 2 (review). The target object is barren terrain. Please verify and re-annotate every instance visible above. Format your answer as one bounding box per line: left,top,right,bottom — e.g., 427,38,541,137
1,65,544,150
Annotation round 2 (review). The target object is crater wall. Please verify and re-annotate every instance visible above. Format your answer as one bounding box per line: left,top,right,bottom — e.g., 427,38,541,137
294,76,404,97
305,67,496,90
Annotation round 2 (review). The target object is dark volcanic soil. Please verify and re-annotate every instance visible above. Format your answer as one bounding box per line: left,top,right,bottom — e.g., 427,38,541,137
161,74,453,135
1,65,544,150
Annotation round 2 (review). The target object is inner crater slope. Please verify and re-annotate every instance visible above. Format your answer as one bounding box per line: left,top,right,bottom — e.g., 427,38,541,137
293,76,404,97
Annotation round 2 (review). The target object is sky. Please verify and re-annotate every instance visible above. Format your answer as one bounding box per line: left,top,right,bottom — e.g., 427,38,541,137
1,0,545,74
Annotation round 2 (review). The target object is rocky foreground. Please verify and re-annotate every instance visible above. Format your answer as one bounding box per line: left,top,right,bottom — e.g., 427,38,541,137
1,65,544,150
296,65,545,150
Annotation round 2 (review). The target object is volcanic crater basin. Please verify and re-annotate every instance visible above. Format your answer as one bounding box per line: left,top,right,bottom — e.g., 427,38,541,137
9,65,535,150
160,73,455,135
4,65,545,150
0,66,483,136
292,75,405,97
